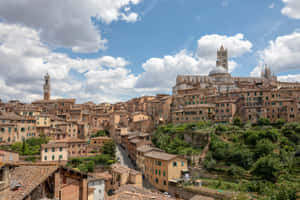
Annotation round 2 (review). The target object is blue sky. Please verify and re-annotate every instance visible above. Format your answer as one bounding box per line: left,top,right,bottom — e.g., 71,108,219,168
61,0,300,76
0,0,300,103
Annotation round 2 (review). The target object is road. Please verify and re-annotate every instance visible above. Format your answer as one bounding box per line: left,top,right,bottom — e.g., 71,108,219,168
115,144,135,169
115,144,157,190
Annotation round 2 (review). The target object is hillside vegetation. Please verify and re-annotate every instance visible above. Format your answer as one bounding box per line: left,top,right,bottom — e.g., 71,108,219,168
152,118,300,200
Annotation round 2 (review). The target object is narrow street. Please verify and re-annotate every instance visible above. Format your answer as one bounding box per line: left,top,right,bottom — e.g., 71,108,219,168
115,144,157,190
115,144,135,169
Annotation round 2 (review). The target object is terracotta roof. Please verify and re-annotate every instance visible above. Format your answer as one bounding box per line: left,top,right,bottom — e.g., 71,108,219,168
52,139,87,144
190,195,214,200
108,184,175,200
32,98,76,104
136,145,162,153
129,139,141,144
0,113,24,120
91,136,111,140
41,143,68,148
144,151,178,161
111,164,141,175
7,165,59,200
89,171,112,181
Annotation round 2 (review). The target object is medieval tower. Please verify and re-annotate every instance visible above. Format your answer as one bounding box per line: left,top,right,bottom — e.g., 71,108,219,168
43,73,50,100
216,45,228,72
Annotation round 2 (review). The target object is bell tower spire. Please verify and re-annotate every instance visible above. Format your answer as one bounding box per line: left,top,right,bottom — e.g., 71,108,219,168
43,73,50,100
216,45,228,72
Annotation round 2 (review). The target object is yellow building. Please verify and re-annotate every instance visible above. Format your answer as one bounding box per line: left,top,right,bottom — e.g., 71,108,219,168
144,151,188,191
36,114,51,127
41,142,68,162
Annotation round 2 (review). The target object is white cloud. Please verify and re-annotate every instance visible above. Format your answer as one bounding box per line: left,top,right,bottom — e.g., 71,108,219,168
136,34,252,91
251,32,300,76
0,23,138,103
278,74,300,82
196,33,252,59
0,24,253,103
281,0,300,19
0,0,142,53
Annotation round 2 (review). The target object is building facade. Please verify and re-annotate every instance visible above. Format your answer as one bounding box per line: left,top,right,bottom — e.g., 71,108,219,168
144,151,188,192
41,143,68,162
171,46,300,124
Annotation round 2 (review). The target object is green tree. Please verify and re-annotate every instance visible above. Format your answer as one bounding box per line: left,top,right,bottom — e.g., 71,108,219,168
91,130,107,138
251,155,282,181
257,117,271,126
78,163,88,172
255,139,275,159
233,116,242,126
85,160,95,172
101,140,116,158
11,142,23,154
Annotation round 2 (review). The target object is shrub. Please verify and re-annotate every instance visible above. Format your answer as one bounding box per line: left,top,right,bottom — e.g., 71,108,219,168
257,118,271,126
233,116,242,127
228,165,246,178
254,139,275,159
251,155,282,181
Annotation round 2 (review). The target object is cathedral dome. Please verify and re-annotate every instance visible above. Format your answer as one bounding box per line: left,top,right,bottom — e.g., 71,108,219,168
209,67,227,76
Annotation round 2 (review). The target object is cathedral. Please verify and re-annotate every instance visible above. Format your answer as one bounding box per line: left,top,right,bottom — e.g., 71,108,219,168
171,46,300,124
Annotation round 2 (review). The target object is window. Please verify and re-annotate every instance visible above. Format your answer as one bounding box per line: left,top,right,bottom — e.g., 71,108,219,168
52,148,55,152
155,178,158,184
155,170,157,175
173,162,177,167
181,161,185,166
8,128,11,133
45,148,48,152
157,161,162,166
1,128,5,132
60,147,63,152
163,180,167,185
163,171,166,176
21,128,25,132
52,155,55,160
44,156,47,161
59,155,63,160
159,170,161,176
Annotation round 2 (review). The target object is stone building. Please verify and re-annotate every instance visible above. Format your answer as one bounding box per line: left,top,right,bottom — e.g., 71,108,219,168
0,113,37,144
143,151,188,192
172,46,300,124
110,164,142,192
136,145,163,173
0,150,19,163
108,184,176,200
0,163,89,200
41,142,68,162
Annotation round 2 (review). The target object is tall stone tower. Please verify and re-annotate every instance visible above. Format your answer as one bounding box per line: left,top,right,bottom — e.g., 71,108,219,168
216,45,228,72
43,73,50,100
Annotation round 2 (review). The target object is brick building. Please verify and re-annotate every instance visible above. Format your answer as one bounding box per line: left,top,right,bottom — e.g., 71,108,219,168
171,46,300,124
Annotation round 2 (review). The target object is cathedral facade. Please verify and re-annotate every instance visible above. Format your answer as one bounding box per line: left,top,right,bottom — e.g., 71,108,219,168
171,46,300,124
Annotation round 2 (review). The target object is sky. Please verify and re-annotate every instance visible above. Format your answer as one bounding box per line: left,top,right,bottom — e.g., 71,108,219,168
0,0,300,103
